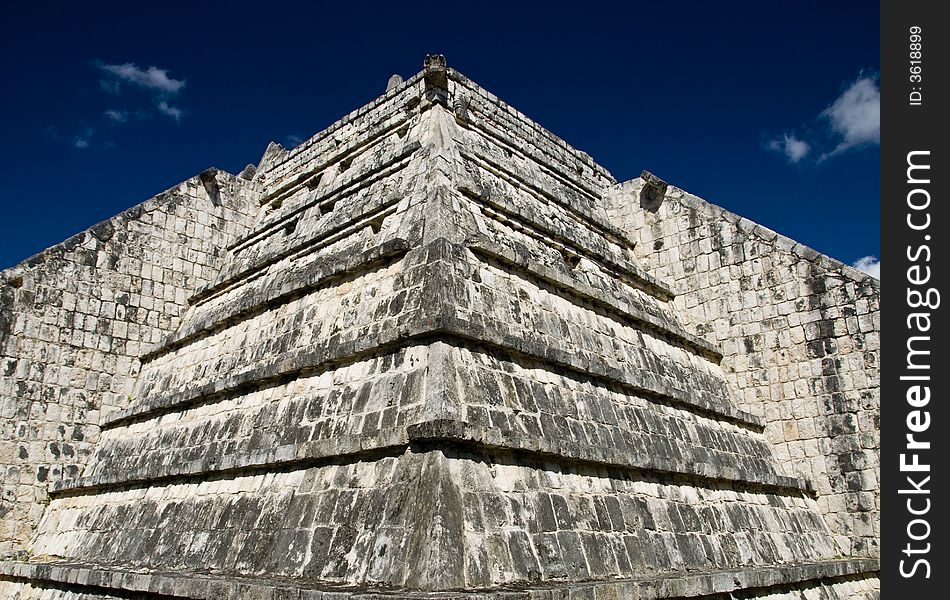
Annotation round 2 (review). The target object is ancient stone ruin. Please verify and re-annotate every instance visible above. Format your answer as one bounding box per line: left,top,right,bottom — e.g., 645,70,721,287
0,56,880,598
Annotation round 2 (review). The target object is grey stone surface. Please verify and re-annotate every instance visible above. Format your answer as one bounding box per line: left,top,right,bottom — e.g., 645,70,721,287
605,176,880,558
1,57,879,598
1,171,259,555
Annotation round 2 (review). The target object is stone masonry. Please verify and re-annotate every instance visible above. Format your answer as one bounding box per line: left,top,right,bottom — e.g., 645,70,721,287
606,179,881,558
0,173,258,556
0,57,879,598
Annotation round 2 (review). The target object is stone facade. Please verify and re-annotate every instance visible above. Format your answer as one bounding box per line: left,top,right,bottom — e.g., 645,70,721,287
0,57,879,598
606,179,880,558
0,173,258,556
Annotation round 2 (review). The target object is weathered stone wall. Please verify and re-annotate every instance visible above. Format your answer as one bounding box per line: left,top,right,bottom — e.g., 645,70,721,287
607,178,880,558
448,446,838,585
0,172,258,556
0,59,880,598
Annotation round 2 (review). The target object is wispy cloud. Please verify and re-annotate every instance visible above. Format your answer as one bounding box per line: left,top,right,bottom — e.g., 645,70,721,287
767,133,810,163
852,255,880,279
97,62,185,94
103,109,129,123
95,60,187,123
765,72,880,164
47,125,96,149
156,101,183,121
822,75,880,157
47,60,190,151
73,127,95,149
285,134,305,147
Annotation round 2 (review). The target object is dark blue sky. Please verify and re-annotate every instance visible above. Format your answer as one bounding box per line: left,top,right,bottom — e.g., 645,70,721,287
0,2,880,271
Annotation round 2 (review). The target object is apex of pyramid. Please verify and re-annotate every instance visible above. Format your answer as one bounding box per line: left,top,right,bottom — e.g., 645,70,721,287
422,54,449,105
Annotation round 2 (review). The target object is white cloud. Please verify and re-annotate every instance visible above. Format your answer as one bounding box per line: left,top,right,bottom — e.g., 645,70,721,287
823,75,880,155
94,61,188,124
765,72,880,164
98,62,185,94
104,109,128,123
852,255,880,279
156,101,183,121
768,133,810,163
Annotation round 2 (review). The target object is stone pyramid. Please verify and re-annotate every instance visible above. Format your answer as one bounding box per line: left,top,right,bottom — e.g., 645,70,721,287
0,56,878,598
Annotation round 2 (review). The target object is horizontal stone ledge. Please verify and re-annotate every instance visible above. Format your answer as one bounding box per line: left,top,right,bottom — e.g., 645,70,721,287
460,183,670,301
108,242,756,432
140,238,411,363
459,118,609,217
408,420,813,494
106,322,760,437
251,119,417,215
101,313,434,431
105,235,759,433
258,70,425,189
0,559,879,600
53,418,806,496
49,427,410,495
459,150,641,265
190,183,408,305
433,315,763,431
467,237,720,361
239,138,421,252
